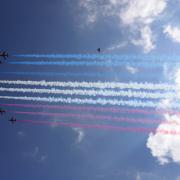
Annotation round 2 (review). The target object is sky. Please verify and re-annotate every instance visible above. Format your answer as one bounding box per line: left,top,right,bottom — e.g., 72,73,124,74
1,0,180,179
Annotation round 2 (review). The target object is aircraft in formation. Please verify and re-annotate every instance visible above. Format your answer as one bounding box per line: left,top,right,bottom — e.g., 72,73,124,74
97,48,101,53
0,51,8,59
0,107,16,124
0,51,8,64
9,117,16,124
0,108,6,115
1,49,100,124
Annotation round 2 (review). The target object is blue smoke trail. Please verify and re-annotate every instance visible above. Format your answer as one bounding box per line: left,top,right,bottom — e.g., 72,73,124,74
13,54,180,62
0,72,114,77
8,61,165,67
0,71,162,79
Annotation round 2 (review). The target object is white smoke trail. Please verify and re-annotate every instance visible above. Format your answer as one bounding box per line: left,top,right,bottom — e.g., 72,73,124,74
0,80,176,91
0,87,178,99
0,95,180,108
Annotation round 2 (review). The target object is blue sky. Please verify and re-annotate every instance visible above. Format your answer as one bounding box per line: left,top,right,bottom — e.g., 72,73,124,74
1,0,180,180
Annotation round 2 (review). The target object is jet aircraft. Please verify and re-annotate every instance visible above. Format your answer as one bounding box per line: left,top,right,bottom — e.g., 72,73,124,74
0,51,8,59
9,117,16,124
0,109,5,115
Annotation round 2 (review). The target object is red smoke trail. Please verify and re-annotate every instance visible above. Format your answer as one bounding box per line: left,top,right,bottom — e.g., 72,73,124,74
16,119,180,135
8,110,177,125
1,103,179,115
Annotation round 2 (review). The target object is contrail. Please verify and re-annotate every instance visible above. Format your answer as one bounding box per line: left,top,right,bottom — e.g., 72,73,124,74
0,95,179,108
8,60,164,67
0,72,111,78
16,119,180,135
9,110,164,124
0,103,178,115
13,54,180,62
0,80,175,90
0,87,177,99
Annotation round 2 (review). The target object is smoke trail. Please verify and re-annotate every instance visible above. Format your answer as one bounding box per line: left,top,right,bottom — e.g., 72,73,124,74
0,95,180,108
0,87,177,99
9,110,164,124
13,54,180,62
0,103,178,115
0,72,161,79
16,119,180,135
0,80,175,90
8,60,164,67
0,72,110,78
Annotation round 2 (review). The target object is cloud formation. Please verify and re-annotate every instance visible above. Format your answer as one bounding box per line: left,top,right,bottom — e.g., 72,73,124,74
147,116,180,165
135,172,163,180
106,41,128,52
147,69,180,165
23,146,48,163
131,26,155,53
164,25,180,43
120,0,166,25
73,128,85,143
23,146,39,158
126,65,138,74
17,131,25,137
120,0,166,52
79,0,167,53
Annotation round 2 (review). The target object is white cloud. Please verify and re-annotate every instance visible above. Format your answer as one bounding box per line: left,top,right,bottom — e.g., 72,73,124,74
79,0,167,53
39,154,48,163
147,117,180,165
163,25,180,43
73,128,85,143
106,41,128,52
17,131,25,137
120,0,166,52
23,146,39,158
78,0,126,26
126,65,138,74
147,69,180,165
131,26,155,53
135,172,163,180
136,173,141,180
120,0,167,25
78,0,100,25
23,146,47,162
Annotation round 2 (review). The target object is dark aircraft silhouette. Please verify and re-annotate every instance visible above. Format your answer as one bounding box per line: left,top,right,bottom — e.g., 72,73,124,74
9,117,16,124
97,48,101,53
0,51,8,59
0,109,5,115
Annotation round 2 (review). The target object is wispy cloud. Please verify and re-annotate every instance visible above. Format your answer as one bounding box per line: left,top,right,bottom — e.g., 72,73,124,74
79,0,98,25
78,0,167,53
135,172,163,180
17,131,25,137
23,146,48,163
23,146,39,158
163,24,180,43
131,26,155,53
126,65,139,74
39,154,48,163
106,41,128,52
73,128,85,143
120,0,166,25
120,0,167,53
